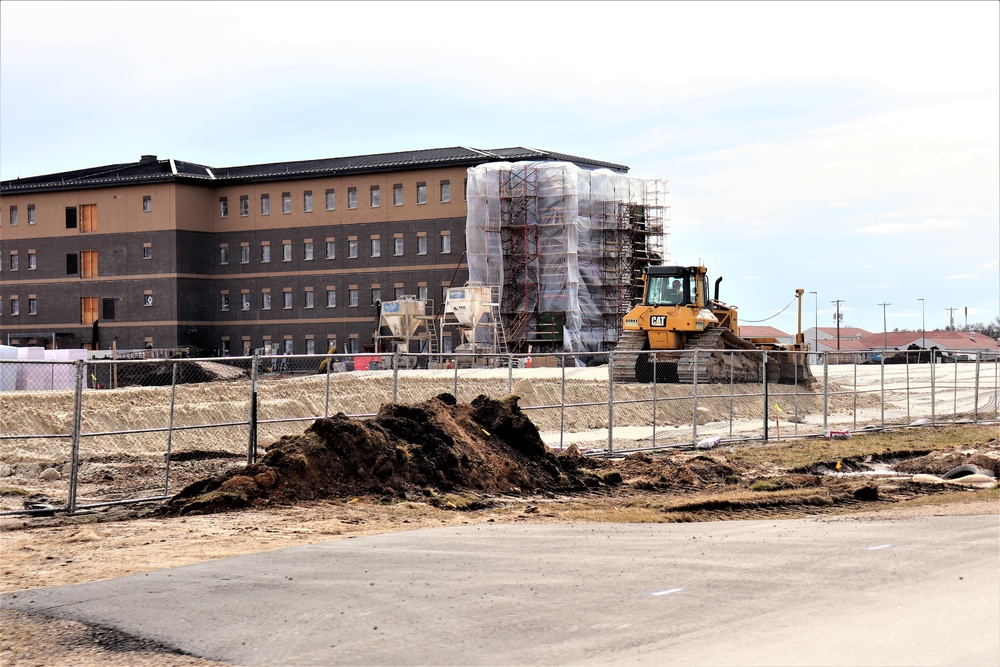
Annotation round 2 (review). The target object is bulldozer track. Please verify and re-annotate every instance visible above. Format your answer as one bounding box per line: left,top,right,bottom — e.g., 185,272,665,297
611,330,647,383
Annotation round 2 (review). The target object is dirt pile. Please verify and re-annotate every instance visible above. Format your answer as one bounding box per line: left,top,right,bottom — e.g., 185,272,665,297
165,394,607,515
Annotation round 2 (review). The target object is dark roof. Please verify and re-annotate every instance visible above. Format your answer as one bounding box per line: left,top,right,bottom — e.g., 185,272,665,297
1,147,628,194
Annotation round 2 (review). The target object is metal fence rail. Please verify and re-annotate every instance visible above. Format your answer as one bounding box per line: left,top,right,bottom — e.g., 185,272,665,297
1,349,997,515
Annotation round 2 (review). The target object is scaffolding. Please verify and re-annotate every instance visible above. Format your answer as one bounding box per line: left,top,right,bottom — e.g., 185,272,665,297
466,161,667,355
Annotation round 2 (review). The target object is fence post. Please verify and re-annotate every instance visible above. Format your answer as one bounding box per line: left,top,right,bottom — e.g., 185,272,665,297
953,357,958,418
392,350,400,404
164,360,179,495
880,355,885,430
652,355,658,449
453,357,459,398
762,351,769,441
728,352,734,437
67,359,85,515
822,353,829,433
559,355,566,451
507,354,513,394
905,351,911,424
973,351,981,423
692,350,699,446
607,350,614,455
324,352,332,418
248,353,259,466
930,355,936,425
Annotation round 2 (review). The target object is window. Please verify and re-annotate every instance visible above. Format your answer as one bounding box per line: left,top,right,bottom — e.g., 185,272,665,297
221,339,231,356
306,339,315,355
371,287,381,305
27,205,35,224
370,185,380,208
441,233,452,254
282,192,291,214
261,194,270,215
440,180,451,203
143,196,152,212
219,197,228,218
303,191,313,213
393,184,403,206
105,297,119,317
220,247,230,265
80,204,97,233
283,291,292,309
9,206,17,225
81,297,97,325
9,254,18,271
417,236,428,255
27,252,36,270
418,285,428,302
282,242,292,262
261,244,271,263
10,297,18,316
348,187,357,209
284,339,294,355
240,195,249,217
371,238,381,257
394,286,405,300
326,241,336,259
222,293,230,311
304,290,314,309
262,292,272,310
326,288,336,308
66,254,79,275
143,244,152,260
143,293,153,307
348,239,359,258
240,245,250,264
241,293,250,311
394,237,404,256
28,298,37,316
304,242,314,261
325,189,335,210
416,182,427,205
66,207,77,229
81,250,98,278
349,288,359,307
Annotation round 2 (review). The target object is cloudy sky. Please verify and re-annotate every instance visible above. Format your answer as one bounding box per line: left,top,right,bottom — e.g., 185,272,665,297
2,1,997,335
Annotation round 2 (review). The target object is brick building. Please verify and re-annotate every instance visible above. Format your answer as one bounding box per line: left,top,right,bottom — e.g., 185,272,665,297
0,147,626,355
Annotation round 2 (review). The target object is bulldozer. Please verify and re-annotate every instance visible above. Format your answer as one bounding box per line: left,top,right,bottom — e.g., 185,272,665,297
611,265,814,385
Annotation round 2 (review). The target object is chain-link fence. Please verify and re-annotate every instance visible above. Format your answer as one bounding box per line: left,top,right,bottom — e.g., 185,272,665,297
1,349,997,515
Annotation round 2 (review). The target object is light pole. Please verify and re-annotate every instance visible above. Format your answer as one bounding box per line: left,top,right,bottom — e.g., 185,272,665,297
918,298,925,347
879,302,890,354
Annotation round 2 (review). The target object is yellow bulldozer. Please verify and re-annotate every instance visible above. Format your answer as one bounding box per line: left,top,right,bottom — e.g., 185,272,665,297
611,265,814,385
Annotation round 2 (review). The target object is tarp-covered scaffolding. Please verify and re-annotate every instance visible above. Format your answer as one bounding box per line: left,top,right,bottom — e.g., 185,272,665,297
466,161,668,354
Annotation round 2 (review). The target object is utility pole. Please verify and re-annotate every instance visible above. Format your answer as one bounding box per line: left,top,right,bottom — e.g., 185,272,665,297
946,307,957,330
831,300,844,350
878,302,890,353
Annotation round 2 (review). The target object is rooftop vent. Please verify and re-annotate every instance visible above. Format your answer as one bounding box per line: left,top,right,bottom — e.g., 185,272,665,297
139,155,158,164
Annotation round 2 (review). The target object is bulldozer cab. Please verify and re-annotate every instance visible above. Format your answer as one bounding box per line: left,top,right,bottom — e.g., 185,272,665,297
644,266,706,308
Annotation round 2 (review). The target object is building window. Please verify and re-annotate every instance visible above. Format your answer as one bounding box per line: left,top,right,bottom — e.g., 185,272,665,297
222,293,230,311
394,237,404,256
371,287,381,305
102,297,116,320
221,339,230,356
27,205,35,224
261,244,271,263
393,183,403,206
326,288,336,308
143,293,154,307
241,293,250,311
262,292,272,310
417,236,428,255
81,250,98,278
304,242,314,261
220,247,230,265
416,182,427,205
283,242,292,262
441,233,451,254
261,194,270,215
326,189,335,210
440,180,451,203
371,238,381,257
282,192,291,214
325,241,336,259
370,185,380,208
219,197,228,218
240,195,249,217
349,288,359,308
348,240,359,258
66,207,77,229
27,252,36,270
143,244,152,260
66,254,79,275
418,285,428,302
10,297,19,316
394,286,405,300
282,339,293,355
28,298,37,316
240,245,250,264
348,187,357,209
9,206,17,225
304,290,314,309
306,339,315,355
283,291,292,309
9,254,18,271
142,196,152,212
303,190,313,213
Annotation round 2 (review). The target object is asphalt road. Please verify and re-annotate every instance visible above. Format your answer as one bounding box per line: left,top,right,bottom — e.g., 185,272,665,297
3,515,998,666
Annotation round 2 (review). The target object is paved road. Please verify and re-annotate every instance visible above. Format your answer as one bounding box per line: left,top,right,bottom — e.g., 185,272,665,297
3,515,998,666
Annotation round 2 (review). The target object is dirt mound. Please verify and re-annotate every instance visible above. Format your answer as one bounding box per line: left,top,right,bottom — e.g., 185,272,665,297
164,394,603,515
893,444,1000,478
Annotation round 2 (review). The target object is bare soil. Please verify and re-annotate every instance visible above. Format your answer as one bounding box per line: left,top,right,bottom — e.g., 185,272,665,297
1,394,997,667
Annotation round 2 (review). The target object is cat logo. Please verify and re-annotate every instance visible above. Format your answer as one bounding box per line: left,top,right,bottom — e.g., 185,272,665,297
650,315,667,327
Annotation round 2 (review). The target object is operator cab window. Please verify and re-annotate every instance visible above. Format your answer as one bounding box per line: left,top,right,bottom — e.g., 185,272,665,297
648,276,687,307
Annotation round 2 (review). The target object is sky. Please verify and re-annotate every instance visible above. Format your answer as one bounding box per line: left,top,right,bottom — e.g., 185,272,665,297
2,1,997,336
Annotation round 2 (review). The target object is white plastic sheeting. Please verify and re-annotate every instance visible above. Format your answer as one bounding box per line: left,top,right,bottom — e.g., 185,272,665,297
466,161,668,353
